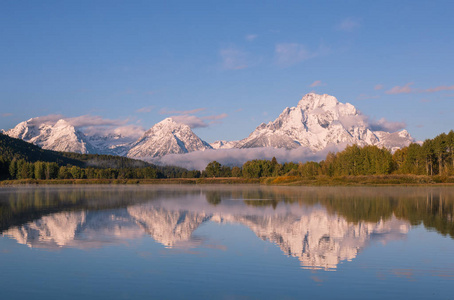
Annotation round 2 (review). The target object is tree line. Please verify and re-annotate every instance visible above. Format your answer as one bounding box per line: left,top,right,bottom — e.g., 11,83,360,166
1,158,161,180
203,130,454,178
2,130,454,181
0,133,196,180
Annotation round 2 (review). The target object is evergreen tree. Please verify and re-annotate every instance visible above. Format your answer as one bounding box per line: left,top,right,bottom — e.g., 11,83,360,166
9,158,17,179
34,161,46,180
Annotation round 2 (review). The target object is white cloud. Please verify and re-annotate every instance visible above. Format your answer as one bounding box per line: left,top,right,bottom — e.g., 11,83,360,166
275,43,329,67
338,114,368,129
203,113,228,122
424,85,454,93
148,146,341,170
161,107,227,128
336,18,360,32
26,114,142,139
171,115,208,128
1,113,13,117
84,124,145,139
160,108,206,115
245,34,258,41
357,94,380,100
385,83,454,95
368,117,406,132
136,106,154,113
28,114,65,126
310,80,324,87
220,47,248,70
275,43,316,67
385,82,414,94
337,110,405,133
66,115,129,128
170,113,228,128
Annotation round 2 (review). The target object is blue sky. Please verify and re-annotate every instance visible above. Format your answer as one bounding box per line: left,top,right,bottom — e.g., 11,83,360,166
1,0,453,142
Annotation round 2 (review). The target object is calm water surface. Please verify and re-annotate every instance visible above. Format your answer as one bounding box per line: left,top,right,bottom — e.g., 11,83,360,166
0,185,453,299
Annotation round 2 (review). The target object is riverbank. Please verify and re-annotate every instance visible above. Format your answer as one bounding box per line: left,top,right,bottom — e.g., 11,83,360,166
2,174,454,186
0,177,260,185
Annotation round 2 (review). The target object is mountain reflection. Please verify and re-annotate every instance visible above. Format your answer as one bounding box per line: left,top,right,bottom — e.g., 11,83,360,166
1,185,453,270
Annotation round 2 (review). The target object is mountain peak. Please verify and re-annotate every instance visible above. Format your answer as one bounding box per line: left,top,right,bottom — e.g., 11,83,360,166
4,117,92,154
54,119,71,126
160,117,177,124
157,117,191,128
144,117,192,137
297,93,339,110
237,93,412,151
53,119,76,132
127,118,212,158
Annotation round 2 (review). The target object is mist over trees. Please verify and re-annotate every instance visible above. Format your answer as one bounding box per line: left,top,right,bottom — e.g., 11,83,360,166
200,130,454,179
2,131,454,181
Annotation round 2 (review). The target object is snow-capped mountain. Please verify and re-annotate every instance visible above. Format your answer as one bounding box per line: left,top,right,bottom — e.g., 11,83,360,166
2,93,414,159
4,118,96,154
127,118,212,158
235,93,413,151
3,117,213,157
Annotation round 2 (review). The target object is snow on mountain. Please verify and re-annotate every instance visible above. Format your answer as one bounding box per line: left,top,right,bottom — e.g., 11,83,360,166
86,133,135,156
127,118,213,159
2,93,414,159
235,93,413,151
374,129,414,152
4,118,138,155
210,140,238,149
5,118,95,154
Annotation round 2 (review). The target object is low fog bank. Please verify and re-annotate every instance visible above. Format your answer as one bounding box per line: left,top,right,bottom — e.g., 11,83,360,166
144,144,347,170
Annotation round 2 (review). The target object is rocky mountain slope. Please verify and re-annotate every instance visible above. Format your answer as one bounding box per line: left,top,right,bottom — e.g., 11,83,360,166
4,118,95,154
126,118,213,158
209,140,238,149
235,93,413,151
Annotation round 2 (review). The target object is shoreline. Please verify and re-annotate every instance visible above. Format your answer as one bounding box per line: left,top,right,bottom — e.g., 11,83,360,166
2,174,454,186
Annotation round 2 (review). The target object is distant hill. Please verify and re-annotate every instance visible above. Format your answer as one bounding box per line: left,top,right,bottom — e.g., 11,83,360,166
0,133,150,169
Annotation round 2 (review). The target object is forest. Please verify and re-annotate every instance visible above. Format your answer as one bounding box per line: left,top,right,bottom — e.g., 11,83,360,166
203,130,454,179
1,131,454,181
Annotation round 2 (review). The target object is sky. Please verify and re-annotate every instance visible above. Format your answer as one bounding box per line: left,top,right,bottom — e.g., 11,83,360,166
1,0,454,143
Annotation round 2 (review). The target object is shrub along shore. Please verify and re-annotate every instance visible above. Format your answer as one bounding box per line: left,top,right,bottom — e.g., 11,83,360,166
2,174,454,186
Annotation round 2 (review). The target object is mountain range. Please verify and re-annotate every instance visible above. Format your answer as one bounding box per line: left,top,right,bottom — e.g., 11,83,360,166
2,93,414,160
